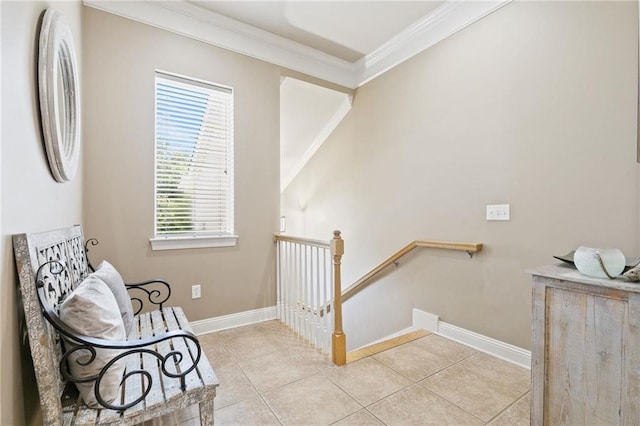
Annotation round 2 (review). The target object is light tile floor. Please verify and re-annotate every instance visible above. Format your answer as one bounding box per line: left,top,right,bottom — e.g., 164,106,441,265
148,320,530,425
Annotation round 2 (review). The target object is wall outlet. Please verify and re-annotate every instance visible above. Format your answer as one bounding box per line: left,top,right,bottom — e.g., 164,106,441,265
192,284,201,299
486,204,510,221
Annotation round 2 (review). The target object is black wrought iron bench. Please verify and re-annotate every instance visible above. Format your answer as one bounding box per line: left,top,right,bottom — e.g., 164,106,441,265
13,225,218,425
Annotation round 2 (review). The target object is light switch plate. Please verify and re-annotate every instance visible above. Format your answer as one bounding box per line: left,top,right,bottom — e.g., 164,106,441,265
487,204,510,221
192,284,201,299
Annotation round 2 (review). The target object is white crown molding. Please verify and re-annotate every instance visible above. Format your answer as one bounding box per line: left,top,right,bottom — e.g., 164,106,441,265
84,0,511,89
281,92,352,192
354,0,512,86
83,0,357,88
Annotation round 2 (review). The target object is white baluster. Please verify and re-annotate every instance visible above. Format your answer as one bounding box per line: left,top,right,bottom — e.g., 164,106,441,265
319,247,324,353
296,244,303,336
306,246,311,343
327,248,334,354
310,247,320,348
302,244,308,341
282,241,286,326
276,240,281,320
287,241,293,329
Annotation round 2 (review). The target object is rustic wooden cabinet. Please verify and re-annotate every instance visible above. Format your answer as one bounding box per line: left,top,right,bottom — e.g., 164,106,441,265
530,264,640,425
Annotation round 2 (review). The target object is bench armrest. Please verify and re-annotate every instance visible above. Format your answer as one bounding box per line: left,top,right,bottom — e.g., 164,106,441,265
125,280,172,314
85,238,173,313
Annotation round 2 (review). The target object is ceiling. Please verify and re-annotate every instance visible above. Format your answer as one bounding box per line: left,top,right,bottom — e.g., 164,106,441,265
85,0,511,88
190,1,444,63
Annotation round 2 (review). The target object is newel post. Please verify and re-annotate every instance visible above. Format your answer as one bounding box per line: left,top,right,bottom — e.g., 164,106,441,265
331,230,346,366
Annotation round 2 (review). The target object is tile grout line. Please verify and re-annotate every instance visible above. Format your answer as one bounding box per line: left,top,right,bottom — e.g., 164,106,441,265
370,345,481,384
364,407,388,426
415,359,525,425
321,370,368,412
481,390,530,425
258,370,360,426
256,392,285,426
419,386,487,424
324,357,414,409
214,327,293,425
237,349,322,395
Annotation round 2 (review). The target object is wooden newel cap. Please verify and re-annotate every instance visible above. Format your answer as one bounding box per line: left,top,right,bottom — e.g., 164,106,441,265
331,230,344,256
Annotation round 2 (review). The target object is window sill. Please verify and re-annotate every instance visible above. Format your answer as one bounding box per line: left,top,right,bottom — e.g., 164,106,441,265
150,235,239,251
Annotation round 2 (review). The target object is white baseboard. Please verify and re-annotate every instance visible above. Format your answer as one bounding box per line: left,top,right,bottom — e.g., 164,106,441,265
412,308,439,332
190,306,277,335
412,308,531,369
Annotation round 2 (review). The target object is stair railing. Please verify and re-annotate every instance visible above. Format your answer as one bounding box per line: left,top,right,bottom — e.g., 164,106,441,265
274,232,343,360
275,232,483,366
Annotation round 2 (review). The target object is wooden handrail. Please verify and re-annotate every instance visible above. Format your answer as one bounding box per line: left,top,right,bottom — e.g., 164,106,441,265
342,240,483,302
273,233,330,248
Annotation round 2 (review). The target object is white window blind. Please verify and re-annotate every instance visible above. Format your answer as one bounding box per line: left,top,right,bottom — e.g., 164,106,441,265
154,71,234,239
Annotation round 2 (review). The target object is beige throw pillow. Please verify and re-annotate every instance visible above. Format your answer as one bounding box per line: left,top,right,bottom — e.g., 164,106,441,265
59,275,126,408
94,260,136,338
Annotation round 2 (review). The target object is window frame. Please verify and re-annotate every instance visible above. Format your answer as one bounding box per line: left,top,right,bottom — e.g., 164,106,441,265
150,70,237,251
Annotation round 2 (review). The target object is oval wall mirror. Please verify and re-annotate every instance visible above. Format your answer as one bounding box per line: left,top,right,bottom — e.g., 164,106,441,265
38,8,80,183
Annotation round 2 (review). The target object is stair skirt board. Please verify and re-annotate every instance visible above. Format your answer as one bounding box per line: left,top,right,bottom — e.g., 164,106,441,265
190,306,277,335
413,308,531,370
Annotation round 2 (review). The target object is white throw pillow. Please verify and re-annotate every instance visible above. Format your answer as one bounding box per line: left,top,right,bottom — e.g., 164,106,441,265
93,260,136,338
59,275,126,408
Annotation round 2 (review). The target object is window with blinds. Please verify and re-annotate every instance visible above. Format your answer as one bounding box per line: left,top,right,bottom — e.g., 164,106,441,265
154,71,234,244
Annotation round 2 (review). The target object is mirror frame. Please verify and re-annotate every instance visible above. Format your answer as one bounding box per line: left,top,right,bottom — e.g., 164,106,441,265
38,8,80,183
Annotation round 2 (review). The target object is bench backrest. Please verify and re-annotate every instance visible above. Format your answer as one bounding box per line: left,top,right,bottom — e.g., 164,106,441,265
13,225,91,425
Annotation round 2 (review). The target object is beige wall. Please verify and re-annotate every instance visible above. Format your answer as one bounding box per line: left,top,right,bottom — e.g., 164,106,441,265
1,1,84,424
82,8,280,322
282,1,640,350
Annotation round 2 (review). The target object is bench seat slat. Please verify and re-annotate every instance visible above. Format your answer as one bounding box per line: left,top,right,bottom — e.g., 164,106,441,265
171,307,218,389
150,309,183,402
73,405,99,425
137,312,164,410
162,307,203,392
96,341,143,424
122,314,145,414
62,395,81,426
